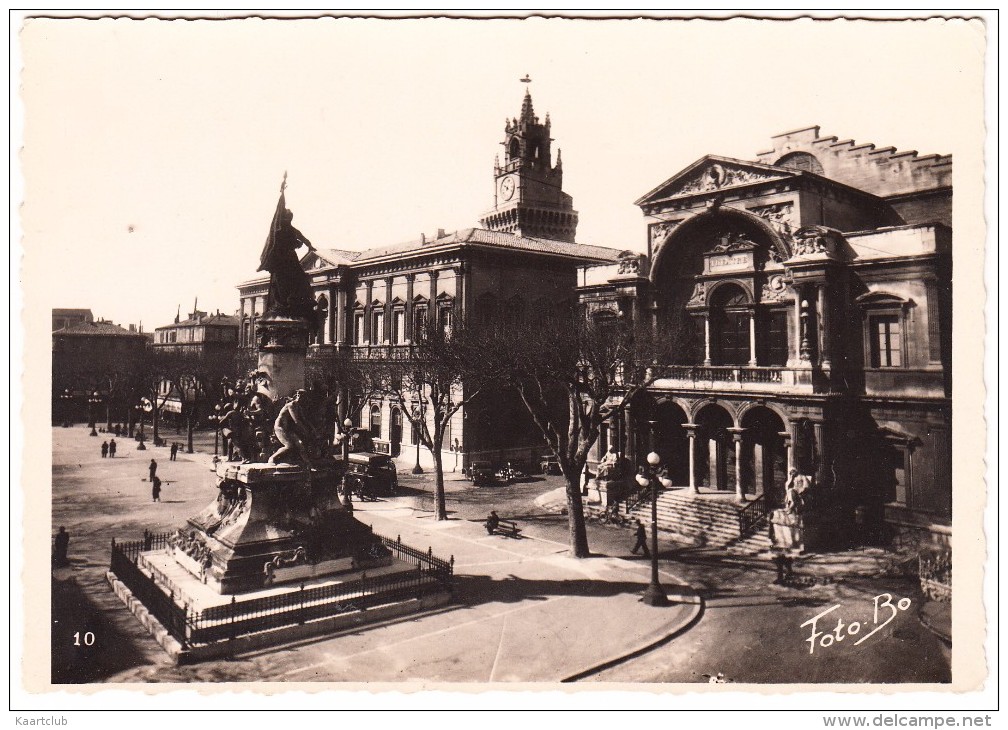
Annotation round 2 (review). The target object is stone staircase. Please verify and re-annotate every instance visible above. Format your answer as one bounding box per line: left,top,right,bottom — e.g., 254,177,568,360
627,488,772,554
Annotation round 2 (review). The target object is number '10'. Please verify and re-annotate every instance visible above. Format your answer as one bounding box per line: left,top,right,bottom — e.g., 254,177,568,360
73,631,95,646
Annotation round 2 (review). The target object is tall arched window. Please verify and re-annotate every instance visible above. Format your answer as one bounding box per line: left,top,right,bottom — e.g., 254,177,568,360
369,404,382,439
710,283,751,366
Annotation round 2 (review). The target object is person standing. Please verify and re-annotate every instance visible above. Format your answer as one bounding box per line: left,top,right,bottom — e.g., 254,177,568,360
148,458,158,482
170,442,178,461
151,475,162,502
631,520,651,557
101,441,109,458
53,527,70,567
108,438,117,458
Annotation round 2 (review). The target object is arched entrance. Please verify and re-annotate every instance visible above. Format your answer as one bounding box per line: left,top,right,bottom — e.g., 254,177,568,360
694,403,735,491
741,406,788,504
655,400,689,485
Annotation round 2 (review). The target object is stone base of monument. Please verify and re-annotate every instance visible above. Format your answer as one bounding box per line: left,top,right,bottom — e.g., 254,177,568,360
176,460,391,594
107,551,452,664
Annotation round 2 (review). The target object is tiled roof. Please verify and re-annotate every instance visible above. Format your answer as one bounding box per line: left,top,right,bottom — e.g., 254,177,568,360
52,308,94,318
53,320,144,337
353,228,622,264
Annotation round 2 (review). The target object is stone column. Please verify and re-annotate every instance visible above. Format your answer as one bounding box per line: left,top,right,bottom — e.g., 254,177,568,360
812,420,828,488
818,283,831,369
624,402,636,470
684,423,698,493
730,427,746,502
384,277,394,344
790,421,802,473
429,269,439,332
792,291,803,364
925,278,941,363
781,430,793,473
335,286,347,346
748,310,757,366
327,285,336,345
703,314,712,365
405,273,415,343
364,281,374,344
455,262,466,318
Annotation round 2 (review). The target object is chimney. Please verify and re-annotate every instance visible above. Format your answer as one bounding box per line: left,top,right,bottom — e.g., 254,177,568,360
129,324,136,332
420,233,426,244
437,228,446,239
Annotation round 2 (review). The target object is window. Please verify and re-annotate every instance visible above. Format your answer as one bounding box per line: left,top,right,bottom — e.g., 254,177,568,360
392,310,405,345
439,306,453,336
369,404,382,439
354,312,365,345
869,315,902,367
372,311,385,344
709,283,751,366
763,310,789,366
414,305,428,337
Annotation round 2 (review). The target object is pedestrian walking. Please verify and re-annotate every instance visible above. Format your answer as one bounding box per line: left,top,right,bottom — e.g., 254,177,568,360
152,475,162,502
631,520,651,557
53,527,70,567
101,441,109,458
108,438,117,458
148,458,158,482
170,442,178,461
114,424,121,437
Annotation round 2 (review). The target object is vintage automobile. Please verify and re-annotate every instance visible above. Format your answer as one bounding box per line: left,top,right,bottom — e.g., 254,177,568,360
469,461,497,487
345,452,398,500
539,455,562,475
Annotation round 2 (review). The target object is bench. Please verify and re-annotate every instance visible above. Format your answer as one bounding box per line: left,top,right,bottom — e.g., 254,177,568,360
489,519,522,538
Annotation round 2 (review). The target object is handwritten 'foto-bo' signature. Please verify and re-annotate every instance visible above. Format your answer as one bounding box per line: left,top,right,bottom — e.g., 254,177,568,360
801,594,913,655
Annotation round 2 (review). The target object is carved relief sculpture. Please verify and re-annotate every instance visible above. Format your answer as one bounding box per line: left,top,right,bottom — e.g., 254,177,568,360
761,274,792,303
687,281,707,307
675,164,780,197
650,221,677,250
791,225,843,258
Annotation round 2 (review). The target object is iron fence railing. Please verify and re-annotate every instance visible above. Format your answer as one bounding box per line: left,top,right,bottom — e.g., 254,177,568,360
110,529,454,647
738,493,769,535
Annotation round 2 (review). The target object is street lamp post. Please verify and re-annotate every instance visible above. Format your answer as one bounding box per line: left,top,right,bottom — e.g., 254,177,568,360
635,422,672,607
88,392,101,436
212,403,222,457
135,399,151,450
411,406,424,475
340,417,354,509
60,389,73,428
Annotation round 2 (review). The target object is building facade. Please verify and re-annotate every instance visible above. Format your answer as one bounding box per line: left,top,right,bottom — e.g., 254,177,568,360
238,89,621,468
152,309,240,419
52,316,150,425
579,126,952,547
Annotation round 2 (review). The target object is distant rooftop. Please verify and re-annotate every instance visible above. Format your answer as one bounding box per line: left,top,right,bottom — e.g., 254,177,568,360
52,319,146,337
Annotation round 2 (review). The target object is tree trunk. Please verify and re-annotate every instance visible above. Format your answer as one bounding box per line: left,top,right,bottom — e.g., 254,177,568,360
564,472,591,557
106,403,112,431
432,443,448,521
186,414,195,453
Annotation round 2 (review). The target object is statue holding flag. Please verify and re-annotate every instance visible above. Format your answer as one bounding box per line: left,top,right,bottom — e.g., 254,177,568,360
258,174,318,322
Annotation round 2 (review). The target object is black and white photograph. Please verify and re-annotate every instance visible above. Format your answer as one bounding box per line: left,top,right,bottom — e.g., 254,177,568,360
13,11,993,721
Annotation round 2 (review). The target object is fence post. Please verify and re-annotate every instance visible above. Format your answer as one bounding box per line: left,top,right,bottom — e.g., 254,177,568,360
360,573,367,611
299,583,306,624
229,595,237,642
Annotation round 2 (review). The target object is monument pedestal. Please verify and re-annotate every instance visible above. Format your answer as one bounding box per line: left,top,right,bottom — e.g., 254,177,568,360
177,460,388,594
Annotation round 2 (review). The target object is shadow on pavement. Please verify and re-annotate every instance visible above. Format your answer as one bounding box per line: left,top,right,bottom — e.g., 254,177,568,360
51,571,152,683
453,574,654,606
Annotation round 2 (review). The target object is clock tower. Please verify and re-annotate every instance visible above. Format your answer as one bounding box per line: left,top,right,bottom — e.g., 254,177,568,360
480,88,579,242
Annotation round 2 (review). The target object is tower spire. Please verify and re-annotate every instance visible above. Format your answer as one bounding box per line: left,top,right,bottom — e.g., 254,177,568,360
520,88,535,125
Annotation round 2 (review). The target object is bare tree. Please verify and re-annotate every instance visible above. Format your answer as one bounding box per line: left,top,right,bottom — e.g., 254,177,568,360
380,320,495,521
306,348,386,443
485,308,682,557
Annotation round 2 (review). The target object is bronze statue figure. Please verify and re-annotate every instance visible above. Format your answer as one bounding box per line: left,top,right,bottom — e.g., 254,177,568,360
258,175,318,322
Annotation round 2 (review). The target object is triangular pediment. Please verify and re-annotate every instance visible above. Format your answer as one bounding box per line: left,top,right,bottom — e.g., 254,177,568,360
635,156,796,206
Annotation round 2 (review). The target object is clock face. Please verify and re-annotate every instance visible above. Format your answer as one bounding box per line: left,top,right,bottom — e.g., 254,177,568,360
499,176,516,201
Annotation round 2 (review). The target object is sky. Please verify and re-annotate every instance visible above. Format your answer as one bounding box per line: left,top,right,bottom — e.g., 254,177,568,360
19,15,984,331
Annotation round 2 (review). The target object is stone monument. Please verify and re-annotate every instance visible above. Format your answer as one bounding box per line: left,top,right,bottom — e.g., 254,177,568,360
177,176,389,594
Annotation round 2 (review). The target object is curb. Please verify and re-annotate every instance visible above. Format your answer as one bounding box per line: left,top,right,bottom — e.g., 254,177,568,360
561,591,705,682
